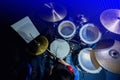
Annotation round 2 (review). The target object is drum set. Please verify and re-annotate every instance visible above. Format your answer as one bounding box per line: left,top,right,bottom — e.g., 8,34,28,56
31,2,120,75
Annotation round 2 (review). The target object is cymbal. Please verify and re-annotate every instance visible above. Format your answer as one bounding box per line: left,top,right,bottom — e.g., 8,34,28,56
34,36,49,55
39,2,67,22
90,50,101,69
94,39,120,74
100,9,120,34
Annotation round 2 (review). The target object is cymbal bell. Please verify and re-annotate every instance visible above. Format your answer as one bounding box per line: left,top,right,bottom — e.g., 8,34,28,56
94,39,120,74
39,2,67,22
100,9,120,34
34,36,49,55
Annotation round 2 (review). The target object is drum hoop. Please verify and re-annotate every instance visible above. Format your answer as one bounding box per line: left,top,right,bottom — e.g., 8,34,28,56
78,48,102,73
79,23,102,44
58,20,76,38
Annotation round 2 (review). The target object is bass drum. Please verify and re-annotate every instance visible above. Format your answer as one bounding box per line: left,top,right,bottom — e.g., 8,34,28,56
50,39,70,59
76,48,102,74
79,23,102,44
58,20,76,40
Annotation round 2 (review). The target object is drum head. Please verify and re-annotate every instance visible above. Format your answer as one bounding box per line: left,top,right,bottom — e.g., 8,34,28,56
78,48,102,73
58,20,76,40
79,23,102,44
50,39,70,59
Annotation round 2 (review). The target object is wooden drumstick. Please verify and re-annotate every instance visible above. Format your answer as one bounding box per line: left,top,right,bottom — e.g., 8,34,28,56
47,49,53,54
47,49,56,58
47,49,59,61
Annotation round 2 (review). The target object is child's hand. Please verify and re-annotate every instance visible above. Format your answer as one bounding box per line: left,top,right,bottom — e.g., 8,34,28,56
58,59,70,66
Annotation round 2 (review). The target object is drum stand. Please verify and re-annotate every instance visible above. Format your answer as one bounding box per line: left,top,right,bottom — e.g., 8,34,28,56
45,22,59,42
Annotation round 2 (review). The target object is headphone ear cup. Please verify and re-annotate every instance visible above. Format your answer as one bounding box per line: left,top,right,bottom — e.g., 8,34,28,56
66,65,74,73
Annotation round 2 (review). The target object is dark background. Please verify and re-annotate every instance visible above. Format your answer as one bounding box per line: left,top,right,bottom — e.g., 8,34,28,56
0,0,120,80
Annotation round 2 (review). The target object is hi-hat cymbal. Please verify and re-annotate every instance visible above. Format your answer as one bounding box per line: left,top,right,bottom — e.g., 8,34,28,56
94,39,120,74
100,9,120,34
34,36,49,55
39,2,67,22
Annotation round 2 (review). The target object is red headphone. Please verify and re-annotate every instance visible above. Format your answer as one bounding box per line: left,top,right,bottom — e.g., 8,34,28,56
66,65,74,73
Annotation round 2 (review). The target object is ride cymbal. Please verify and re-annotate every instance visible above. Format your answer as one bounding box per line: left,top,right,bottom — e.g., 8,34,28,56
94,39,120,74
39,2,67,22
100,9,120,34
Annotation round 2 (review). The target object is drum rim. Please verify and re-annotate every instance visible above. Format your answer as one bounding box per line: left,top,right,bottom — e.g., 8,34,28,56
58,20,76,39
78,48,102,73
79,23,102,44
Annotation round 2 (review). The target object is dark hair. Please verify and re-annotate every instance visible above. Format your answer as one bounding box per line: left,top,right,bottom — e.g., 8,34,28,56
49,63,74,80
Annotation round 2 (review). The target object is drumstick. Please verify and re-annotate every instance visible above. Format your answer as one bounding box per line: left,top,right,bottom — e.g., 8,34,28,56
47,49,59,61
47,49,56,57
47,49,52,53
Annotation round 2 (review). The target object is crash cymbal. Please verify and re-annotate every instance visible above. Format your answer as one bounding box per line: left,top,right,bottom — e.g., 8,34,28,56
100,9,120,34
94,39,120,74
34,36,49,55
95,39,114,49
90,50,101,69
39,2,67,22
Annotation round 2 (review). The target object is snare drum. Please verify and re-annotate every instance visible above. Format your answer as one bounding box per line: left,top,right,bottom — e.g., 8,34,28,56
77,48,102,74
58,20,76,40
50,39,70,59
79,23,102,44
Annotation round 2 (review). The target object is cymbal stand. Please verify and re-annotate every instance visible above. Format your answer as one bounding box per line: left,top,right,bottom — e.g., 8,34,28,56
45,22,58,42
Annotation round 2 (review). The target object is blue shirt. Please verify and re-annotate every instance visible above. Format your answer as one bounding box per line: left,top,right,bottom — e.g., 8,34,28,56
65,53,80,80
